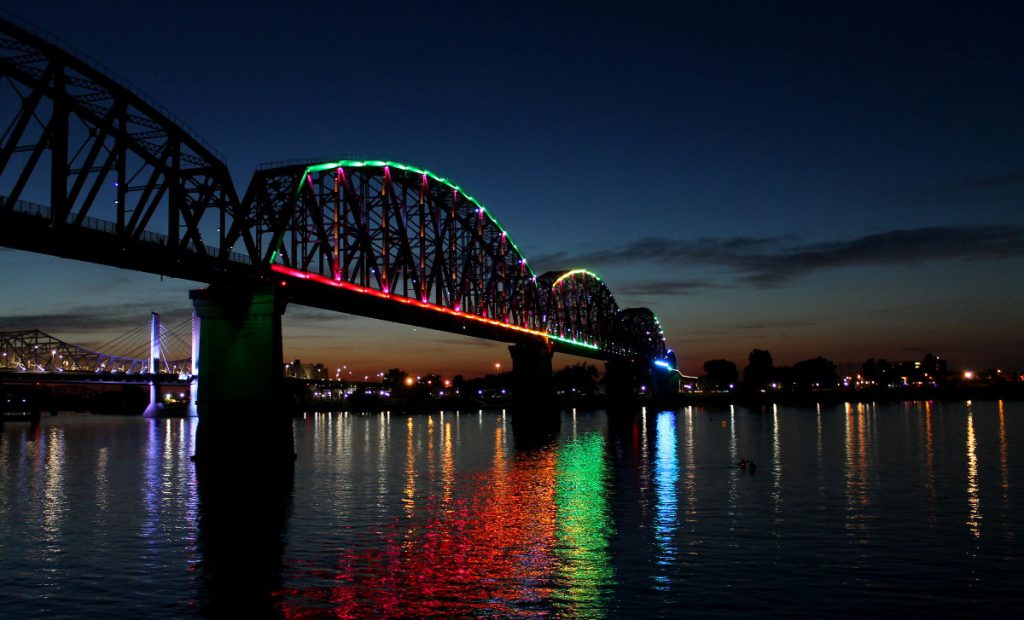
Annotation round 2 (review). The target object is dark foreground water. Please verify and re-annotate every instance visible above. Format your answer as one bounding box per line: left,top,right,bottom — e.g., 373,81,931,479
1,401,1021,618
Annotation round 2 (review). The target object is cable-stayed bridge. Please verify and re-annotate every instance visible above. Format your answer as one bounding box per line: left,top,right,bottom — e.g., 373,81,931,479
0,317,192,375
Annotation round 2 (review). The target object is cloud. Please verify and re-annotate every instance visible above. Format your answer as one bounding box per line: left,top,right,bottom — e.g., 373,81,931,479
535,225,1024,287
616,279,727,296
0,302,190,334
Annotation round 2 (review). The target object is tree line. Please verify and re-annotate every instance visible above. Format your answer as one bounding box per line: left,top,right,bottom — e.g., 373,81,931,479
703,349,839,393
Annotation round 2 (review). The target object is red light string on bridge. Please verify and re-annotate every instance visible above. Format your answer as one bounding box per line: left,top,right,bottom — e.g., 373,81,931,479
270,264,599,351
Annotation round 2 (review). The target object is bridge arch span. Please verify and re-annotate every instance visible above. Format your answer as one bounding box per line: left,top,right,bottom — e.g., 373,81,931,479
250,159,544,332
611,308,668,361
538,269,620,350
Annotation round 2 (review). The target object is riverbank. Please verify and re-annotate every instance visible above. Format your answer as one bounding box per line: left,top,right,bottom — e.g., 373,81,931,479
290,382,1024,414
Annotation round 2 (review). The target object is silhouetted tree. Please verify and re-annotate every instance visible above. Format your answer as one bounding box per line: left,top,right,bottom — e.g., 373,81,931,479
703,359,738,390
774,365,794,390
791,357,838,390
743,349,774,390
382,368,408,390
553,362,599,396
862,358,879,382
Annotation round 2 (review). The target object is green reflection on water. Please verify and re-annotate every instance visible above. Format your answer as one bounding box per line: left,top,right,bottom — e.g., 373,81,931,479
555,431,614,618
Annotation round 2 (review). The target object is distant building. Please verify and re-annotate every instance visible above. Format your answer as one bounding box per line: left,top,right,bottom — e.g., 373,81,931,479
285,359,328,380
862,354,947,387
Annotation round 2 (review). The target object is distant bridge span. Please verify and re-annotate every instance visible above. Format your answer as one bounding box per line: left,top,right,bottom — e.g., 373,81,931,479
0,16,677,460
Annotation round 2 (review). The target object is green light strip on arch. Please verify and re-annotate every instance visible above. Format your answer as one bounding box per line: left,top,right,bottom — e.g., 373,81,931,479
304,159,536,278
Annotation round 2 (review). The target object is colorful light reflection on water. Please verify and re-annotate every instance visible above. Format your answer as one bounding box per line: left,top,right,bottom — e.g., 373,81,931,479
2,403,1023,617
279,414,617,618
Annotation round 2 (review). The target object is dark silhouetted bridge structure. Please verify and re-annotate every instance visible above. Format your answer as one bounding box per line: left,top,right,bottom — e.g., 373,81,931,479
0,16,678,462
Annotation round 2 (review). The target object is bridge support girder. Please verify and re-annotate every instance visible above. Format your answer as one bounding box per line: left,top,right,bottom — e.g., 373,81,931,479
190,284,293,465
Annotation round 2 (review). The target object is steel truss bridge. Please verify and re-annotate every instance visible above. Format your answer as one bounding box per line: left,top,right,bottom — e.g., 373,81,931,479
0,16,674,367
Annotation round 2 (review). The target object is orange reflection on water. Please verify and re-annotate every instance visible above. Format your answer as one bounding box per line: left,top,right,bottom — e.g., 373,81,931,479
403,417,415,518
844,403,870,522
965,407,981,539
442,419,453,508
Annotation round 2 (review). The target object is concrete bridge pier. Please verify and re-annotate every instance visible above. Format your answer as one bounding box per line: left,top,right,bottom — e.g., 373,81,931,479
508,340,559,436
606,353,681,406
190,284,293,466
605,358,643,404
652,351,681,397
509,341,555,404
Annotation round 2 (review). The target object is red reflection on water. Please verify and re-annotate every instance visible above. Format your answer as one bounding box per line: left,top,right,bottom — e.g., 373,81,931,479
276,440,558,618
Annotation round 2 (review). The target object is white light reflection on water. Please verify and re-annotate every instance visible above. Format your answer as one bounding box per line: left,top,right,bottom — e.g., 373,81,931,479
639,407,651,519
771,404,782,518
654,411,678,588
95,446,109,515
142,420,160,546
163,418,174,499
728,405,738,511
181,417,199,540
815,403,823,465
379,411,390,502
683,407,697,532
42,426,65,545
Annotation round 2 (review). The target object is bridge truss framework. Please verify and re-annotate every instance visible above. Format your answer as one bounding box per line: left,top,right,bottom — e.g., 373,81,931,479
0,16,674,367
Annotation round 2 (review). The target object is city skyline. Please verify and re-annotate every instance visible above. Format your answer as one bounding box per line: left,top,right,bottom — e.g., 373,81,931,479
1,2,1022,376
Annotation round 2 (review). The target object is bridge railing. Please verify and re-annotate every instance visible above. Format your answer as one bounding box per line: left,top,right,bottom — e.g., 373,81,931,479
2,196,251,265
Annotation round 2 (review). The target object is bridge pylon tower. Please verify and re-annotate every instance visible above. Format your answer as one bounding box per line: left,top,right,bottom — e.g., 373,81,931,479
143,312,162,418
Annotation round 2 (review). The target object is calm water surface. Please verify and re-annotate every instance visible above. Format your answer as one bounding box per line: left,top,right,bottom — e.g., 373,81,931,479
1,401,1021,617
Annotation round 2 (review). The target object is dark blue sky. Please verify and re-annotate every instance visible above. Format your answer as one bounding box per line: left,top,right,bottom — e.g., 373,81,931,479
2,1,1022,376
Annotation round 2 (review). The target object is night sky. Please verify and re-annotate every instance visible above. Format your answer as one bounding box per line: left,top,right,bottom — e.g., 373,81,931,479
1,1,1022,377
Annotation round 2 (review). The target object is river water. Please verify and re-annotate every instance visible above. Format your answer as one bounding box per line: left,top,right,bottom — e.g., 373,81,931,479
1,400,1021,618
